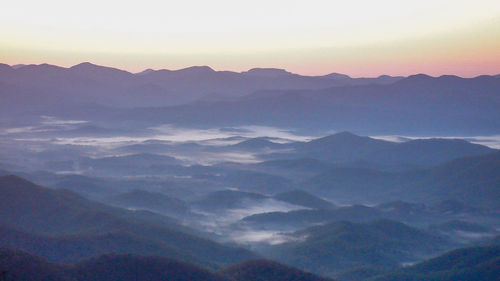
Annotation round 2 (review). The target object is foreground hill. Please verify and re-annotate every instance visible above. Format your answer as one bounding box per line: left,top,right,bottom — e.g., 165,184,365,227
74,254,230,281
0,248,334,281
220,259,335,281
0,223,197,264
0,175,256,267
0,249,228,281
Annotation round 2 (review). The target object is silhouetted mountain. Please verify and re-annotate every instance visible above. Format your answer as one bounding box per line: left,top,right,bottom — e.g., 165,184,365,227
243,68,294,77
324,73,351,80
220,259,335,281
0,62,403,117
264,220,449,276
370,246,500,281
274,190,335,209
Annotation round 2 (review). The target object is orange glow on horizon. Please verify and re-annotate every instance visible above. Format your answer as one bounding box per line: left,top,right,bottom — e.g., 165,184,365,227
1,0,499,77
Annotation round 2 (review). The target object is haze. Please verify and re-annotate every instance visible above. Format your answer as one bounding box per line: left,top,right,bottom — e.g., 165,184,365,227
2,0,500,76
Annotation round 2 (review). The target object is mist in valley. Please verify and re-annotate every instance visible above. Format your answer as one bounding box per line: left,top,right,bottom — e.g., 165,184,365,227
1,59,500,281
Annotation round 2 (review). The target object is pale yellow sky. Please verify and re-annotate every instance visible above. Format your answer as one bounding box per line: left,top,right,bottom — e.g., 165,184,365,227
1,0,499,76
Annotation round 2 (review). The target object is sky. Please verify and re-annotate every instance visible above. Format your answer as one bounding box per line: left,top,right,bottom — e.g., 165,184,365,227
1,0,500,77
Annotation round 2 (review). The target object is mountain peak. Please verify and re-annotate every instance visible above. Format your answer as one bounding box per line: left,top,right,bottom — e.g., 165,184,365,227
332,131,359,138
70,62,99,69
325,72,351,79
69,62,132,76
136,68,156,75
405,73,433,81
175,65,215,74
11,64,26,69
319,131,363,141
0,63,13,71
221,259,334,281
244,68,293,77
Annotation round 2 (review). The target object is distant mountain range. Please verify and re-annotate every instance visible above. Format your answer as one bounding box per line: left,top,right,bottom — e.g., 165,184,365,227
1,62,498,135
0,62,401,110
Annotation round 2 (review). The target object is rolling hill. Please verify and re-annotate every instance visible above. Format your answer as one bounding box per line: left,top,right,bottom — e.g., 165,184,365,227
0,175,257,268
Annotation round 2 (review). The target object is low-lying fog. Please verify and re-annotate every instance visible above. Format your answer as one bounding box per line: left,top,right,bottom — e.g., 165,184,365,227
1,116,499,246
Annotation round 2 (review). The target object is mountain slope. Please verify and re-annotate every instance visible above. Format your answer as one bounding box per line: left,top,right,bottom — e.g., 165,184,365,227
220,259,335,281
0,248,72,281
303,152,500,208
264,220,450,276
0,223,199,264
0,175,257,267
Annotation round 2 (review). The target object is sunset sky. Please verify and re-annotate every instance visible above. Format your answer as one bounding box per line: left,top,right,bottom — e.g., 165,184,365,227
1,0,500,77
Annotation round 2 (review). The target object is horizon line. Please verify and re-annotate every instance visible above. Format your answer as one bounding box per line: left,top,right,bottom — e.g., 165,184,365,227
3,61,500,79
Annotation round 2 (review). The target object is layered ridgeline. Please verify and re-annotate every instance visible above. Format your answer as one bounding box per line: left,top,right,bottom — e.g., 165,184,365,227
0,63,401,110
1,63,499,135
0,175,255,268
